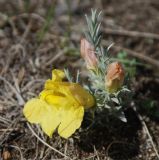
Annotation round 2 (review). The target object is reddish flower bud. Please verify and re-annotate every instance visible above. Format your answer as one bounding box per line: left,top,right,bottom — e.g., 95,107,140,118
80,38,98,70
105,62,125,93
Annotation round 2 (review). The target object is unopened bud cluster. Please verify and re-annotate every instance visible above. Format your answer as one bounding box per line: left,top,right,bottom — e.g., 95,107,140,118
80,10,131,122
81,38,125,94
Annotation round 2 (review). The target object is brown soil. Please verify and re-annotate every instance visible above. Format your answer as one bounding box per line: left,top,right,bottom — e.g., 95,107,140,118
0,0,159,159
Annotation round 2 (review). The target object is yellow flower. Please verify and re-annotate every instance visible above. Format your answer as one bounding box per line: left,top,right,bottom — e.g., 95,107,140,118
23,69,95,138
105,62,125,93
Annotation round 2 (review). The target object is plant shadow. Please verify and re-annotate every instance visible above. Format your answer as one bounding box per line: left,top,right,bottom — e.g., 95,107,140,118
135,78,159,122
77,108,142,159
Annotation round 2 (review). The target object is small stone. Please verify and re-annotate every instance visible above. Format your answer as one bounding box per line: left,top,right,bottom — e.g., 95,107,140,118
148,148,152,152
150,152,156,157
0,13,8,27
2,150,11,160
145,117,150,122
156,126,159,130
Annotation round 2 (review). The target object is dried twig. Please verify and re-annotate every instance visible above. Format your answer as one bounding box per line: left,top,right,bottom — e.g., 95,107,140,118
137,113,159,159
27,123,71,159
83,154,98,160
104,41,159,68
93,146,100,160
10,145,24,160
106,140,132,159
20,19,32,44
0,76,25,105
41,148,51,160
21,79,45,92
0,116,11,124
64,141,68,160
10,13,45,23
18,0,24,12
103,28,159,40
0,116,21,145
44,50,64,67
0,128,19,132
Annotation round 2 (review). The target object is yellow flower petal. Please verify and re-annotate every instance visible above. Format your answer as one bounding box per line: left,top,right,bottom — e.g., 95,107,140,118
58,106,84,138
45,80,69,90
23,98,62,137
69,84,95,108
52,69,65,82
40,107,62,137
45,80,95,108
40,90,67,107
23,98,49,123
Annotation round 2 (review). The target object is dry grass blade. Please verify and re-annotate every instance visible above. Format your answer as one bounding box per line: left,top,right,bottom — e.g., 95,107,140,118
106,141,131,159
0,116,20,145
44,50,64,67
0,76,25,106
93,146,100,160
104,28,159,40
27,123,72,160
116,46,159,68
10,145,24,160
10,13,45,23
0,116,11,124
104,41,159,68
20,19,32,44
22,79,45,92
137,113,159,159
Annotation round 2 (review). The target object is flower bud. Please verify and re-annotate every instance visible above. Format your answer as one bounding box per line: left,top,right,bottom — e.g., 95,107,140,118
105,62,125,93
80,38,98,70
